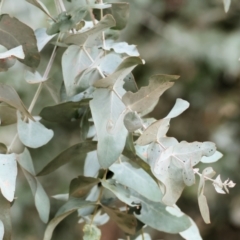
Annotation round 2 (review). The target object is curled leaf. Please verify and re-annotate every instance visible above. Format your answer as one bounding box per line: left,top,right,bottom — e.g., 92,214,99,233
17,111,54,148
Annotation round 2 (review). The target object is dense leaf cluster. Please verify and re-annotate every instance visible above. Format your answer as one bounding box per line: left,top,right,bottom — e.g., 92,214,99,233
0,0,235,239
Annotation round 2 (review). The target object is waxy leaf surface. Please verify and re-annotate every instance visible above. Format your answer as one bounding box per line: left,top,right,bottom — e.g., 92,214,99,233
109,157,162,202
90,88,127,168
18,148,50,223
17,112,54,148
0,154,17,202
62,45,92,97
0,193,11,240
132,192,191,233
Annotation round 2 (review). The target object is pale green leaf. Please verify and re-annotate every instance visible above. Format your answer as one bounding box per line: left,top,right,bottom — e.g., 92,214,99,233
202,167,216,178
99,52,122,75
134,233,151,240
101,179,141,207
83,224,101,240
180,218,202,240
135,144,149,162
133,192,191,233
0,84,33,120
18,148,35,175
182,160,195,186
201,151,223,163
103,40,139,56
123,75,177,117
123,111,143,132
17,111,54,148
0,46,24,59
94,57,142,88
102,205,137,235
0,153,17,202
35,28,56,52
0,220,3,240
109,156,162,202
84,151,101,177
223,0,231,13
0,14,40,69
158,137,178,148
90,88,127,168
52,194,68,201
22,169,50,223
198,194,210,224
25,71,48,84
0,193,11,240
26,0,54,20
123,73,138,93
91,3,112,9
213,175,225,194
149,145,185,205
172,141,216,166
43,199,95,240
164,98,190,119
37,141,97,176
62,45,92,97
74,67,101,93
64,14,116,46
18,148,50,223
47,8,87,35
80,210,109,226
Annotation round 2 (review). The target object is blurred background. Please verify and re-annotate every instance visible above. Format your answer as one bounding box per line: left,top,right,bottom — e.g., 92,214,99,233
0,0,240,239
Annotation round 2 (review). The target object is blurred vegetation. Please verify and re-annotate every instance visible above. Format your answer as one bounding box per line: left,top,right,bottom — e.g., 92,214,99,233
1,0,240,239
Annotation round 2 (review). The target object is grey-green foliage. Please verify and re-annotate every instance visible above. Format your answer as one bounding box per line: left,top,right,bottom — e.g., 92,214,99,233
0,1,235,240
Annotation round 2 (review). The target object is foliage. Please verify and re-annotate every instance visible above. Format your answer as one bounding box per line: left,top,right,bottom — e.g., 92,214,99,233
0,0,235,239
